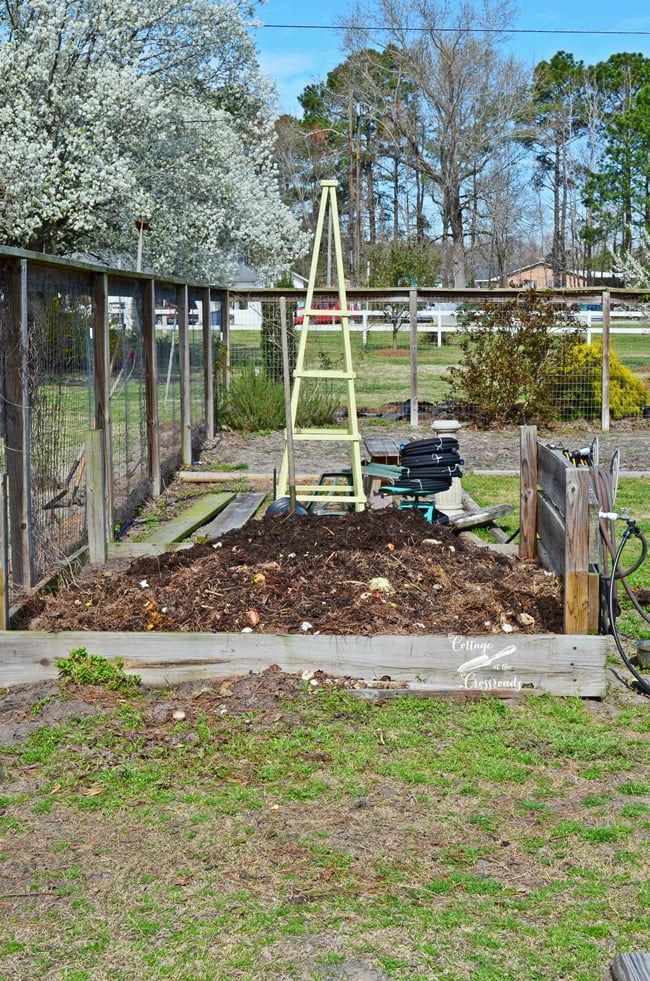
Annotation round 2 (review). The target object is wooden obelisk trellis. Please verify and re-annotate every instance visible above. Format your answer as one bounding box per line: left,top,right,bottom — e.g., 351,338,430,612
277,179,365,511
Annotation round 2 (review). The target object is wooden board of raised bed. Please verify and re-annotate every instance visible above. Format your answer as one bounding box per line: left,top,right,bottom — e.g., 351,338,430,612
143,491,235,545
0,630,608,696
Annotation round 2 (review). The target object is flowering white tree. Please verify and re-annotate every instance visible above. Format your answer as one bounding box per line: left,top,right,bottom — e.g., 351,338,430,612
0,0,307,280
616,230,650,289
614,229,650,323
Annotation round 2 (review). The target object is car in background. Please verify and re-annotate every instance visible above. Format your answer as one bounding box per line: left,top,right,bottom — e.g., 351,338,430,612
294,300,362,326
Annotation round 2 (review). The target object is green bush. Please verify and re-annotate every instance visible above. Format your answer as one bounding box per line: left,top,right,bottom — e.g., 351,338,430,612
554,342,648,420
296,379,339,427
219,366,340,434
220,366,286,433
445,293,582,425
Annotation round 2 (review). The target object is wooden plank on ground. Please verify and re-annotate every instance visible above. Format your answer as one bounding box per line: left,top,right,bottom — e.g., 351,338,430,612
461,492,510,544
450,503,513,531
0,630,608,695
457,532,519,556
107,541,196,560
610,952,650,981
143,492,235,545
192,492,265,540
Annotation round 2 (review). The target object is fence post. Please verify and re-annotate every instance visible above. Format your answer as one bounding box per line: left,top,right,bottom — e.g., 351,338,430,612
92,272,113,540
217,289,231,391
564,468,590,634
86,429,107,565
142,278,160,497
0,439,9,629
202,287,214,440
177,284,192,466
601,290,610,432
5,257,33,588
409,289,418,427
519,425,538,561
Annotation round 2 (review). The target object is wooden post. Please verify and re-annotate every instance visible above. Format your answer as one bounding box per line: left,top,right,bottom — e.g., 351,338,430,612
279,297,297,510
218,289,230,391
409,289,418,427
177,284,192,466
92,272,113,540
202,287,214,440
5,257,33,588
86,429,107,565
519,425,538,560
601,290,610,432
0,439,9,629
564,467,590,634
142,278,160,497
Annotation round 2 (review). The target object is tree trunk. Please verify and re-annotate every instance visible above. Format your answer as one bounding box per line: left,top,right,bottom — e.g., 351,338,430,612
446,185,466,288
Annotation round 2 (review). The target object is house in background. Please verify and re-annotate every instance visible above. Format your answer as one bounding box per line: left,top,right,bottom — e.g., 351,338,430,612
476,261,624,290
229,266,307,330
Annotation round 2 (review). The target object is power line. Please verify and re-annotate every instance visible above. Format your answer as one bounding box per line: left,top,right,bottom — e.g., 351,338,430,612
260,23,650,37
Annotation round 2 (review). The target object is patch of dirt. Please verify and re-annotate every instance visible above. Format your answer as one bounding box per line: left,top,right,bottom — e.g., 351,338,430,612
0,669,316,745
203,420,650,477
19,509,562,636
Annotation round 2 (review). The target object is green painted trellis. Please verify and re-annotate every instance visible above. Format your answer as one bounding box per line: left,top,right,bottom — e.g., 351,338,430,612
277,180,365,511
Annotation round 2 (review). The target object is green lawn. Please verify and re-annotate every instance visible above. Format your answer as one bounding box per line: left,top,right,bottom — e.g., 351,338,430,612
228,326,650,411
0,675,647,981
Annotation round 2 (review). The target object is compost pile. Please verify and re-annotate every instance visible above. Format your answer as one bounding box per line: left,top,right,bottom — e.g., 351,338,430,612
22,510,563,635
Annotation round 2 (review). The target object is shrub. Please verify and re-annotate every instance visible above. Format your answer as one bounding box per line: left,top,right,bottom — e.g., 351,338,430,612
219,366,339,433
296,378,339,427
554,342,648,420
220,366,286,433
445,293,582,425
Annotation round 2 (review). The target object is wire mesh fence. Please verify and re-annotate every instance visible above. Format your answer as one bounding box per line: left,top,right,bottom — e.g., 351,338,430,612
109,278,149,526
0,251,221,601
223,293,650,429
26,264,95,582
155,282,182,477
188,288,206,446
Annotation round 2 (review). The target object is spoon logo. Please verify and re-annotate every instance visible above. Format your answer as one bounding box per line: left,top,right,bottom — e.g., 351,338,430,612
456,644,517,675
454,642,524,691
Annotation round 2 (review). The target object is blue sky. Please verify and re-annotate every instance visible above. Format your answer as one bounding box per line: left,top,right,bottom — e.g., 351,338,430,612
253,0,650,116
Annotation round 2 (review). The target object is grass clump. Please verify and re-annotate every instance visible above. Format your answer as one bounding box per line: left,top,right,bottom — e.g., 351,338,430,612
219,366,286,433
56,646,140,695
219,364,340,433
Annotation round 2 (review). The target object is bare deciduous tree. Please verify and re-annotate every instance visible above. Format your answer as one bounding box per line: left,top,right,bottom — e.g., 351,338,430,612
342,0,527,286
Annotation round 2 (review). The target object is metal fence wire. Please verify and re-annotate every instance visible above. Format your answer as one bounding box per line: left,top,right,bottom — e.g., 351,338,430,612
224,294,650,426
188,288,206,446
155,283,182,477
27,265,95,582
109,278,148,524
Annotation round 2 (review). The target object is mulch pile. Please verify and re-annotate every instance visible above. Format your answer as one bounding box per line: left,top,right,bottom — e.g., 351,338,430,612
21,509,563,635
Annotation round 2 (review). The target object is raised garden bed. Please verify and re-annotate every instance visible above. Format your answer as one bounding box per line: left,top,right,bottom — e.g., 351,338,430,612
4,509,608,695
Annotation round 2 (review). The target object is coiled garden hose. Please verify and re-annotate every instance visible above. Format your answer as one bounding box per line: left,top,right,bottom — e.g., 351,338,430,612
605,514,650,697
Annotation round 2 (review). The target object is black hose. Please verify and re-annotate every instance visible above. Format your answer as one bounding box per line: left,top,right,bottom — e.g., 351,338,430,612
607,519,650,697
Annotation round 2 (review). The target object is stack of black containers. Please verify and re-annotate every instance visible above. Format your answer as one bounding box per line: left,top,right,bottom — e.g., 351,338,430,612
396,436,463,495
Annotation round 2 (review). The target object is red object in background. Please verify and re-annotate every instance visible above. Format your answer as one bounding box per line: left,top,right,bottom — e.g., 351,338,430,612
294,300,361,326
